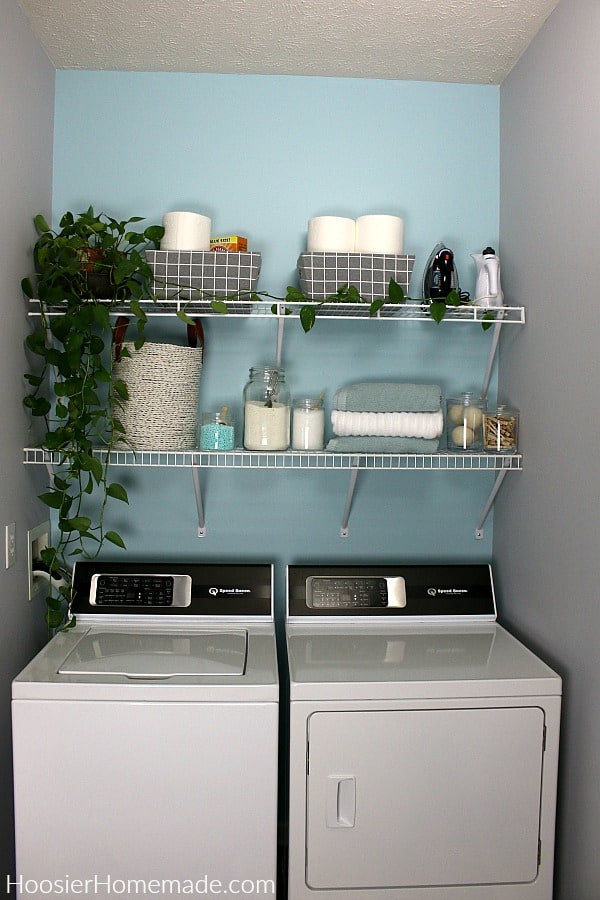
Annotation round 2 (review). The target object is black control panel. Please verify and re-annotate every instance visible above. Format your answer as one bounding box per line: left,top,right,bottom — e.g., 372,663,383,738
72,561,273,617
288,564,496,618
91,574,178,607
307,577,390,609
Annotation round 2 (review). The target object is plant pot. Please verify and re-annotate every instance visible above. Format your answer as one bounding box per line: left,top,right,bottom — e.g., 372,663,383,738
80,247,115,298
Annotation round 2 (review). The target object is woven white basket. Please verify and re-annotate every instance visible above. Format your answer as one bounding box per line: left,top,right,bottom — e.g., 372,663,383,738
114,339,203,450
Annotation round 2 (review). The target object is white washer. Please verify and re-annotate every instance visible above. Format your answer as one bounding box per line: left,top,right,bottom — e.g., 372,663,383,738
286,564,561,900
12,562,279,899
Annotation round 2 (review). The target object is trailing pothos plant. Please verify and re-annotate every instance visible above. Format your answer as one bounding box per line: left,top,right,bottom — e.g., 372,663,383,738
22,208,164,631
276,281,479,332
166,277,490,335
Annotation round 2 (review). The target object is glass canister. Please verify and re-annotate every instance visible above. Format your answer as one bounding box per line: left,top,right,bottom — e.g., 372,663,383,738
446,392,487,451
199,408,236,450
292,397,325,451
243,366,291,451
483,404,519,453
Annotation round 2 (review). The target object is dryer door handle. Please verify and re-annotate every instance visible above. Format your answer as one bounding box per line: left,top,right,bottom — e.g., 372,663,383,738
326,775,356,828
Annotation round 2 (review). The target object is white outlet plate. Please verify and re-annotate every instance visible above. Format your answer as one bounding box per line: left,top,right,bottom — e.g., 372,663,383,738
27,521,50,601
5,523,16,569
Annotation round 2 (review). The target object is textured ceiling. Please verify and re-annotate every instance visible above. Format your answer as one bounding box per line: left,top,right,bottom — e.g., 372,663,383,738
18,0,559,84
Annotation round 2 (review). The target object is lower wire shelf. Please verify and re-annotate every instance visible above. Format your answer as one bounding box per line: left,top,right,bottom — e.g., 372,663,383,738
24,448,522,539
24,447,522,471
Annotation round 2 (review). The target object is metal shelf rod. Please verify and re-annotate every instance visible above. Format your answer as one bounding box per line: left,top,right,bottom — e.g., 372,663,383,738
191,468,206,538
340,460,361,538
475,467,510,540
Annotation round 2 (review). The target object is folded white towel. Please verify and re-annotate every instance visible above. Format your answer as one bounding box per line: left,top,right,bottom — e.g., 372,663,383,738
331,409,443,439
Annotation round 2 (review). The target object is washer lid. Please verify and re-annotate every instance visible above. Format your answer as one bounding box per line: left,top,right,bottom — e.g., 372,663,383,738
58,630,247,678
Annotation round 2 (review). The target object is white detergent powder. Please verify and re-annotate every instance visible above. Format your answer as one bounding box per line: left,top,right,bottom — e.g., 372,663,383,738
244,400,290,450
292,406,325,450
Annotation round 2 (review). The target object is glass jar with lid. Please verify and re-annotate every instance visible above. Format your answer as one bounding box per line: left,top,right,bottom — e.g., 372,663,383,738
483,404,519,452
292,396,325,450
199,408,236,450
243,366,291,451
446,392,487,451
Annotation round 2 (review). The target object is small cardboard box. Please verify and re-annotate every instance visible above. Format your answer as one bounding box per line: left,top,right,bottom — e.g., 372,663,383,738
210,236,248,252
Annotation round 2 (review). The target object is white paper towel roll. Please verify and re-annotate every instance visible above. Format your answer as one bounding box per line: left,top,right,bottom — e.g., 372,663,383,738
307,216,356,252
355,215,404,254
160,211,212,251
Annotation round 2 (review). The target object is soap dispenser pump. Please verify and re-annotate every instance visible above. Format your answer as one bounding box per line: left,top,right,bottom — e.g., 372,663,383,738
472,246,503,308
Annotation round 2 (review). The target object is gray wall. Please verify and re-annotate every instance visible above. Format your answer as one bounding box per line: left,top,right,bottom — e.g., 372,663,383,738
0,0,54,878
497,0,600,896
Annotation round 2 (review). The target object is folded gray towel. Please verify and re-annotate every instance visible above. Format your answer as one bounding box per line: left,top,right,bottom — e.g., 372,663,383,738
326,436,440,453
333,382,442,413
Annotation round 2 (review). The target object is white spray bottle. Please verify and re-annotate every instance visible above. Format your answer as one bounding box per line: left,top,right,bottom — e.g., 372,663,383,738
471,246,503,308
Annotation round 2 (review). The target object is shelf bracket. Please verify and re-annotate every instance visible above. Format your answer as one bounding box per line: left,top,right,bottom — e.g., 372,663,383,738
340,458,361,537
275,315,285,369
475,466,510,539
191,468,207,537
480,314,505,401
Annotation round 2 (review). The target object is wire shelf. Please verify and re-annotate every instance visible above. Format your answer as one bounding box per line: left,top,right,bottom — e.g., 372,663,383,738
26,299,525,324
23,448,522,471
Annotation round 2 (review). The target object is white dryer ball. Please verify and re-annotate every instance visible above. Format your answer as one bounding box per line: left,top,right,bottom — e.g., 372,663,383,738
463,406,483,429
451,425,475,447
448,403,483,428
448,403,465,424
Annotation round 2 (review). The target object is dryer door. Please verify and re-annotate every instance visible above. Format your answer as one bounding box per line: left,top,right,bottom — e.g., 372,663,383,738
306,706,545,890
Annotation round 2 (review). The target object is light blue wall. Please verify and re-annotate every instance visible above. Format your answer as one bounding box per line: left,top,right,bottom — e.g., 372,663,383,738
52,72,500,609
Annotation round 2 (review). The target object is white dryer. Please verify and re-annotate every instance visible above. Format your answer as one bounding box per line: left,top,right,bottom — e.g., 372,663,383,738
286,564,561,900
12,561,279,899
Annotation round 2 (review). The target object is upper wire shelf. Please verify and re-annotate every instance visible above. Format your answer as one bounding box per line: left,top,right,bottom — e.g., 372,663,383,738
26,298,525,324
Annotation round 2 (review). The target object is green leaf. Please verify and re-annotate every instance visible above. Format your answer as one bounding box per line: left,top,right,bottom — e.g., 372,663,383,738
481,312,494,331
88,455,104,484
34,214,51,234
144,225,165,244
129,299,147,325
25,330,49,354
21,277,35,299
333,283,350,301
445,289,461,307
24,373,43,386
40,547,59,568
105,530,126,549
23,395,51,416
429,301,447,324
286,286,307,303
46,608,65,629
38,491,64,509
300,305,316,333
346,285,362,304
210,300,228,314
107,482,129,503
112,379,129,401
63,516,92,533
369,299,385,316
271,303,291,316
176,309,195,326
46,594,62,611
388,278,405,304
